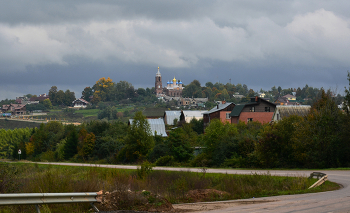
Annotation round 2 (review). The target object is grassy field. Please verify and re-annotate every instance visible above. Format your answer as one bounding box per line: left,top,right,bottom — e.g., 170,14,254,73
74,109,99,117
0,119,41,129
0,162,340,213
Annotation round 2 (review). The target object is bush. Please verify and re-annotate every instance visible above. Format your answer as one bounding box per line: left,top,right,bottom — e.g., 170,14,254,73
39,150,56,162
0,163,20,193
155,155,174,166
147,144,169,163
190,153,209,167
136,161,153,179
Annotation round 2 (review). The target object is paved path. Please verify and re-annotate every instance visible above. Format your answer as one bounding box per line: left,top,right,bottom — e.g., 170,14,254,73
35,162,350,213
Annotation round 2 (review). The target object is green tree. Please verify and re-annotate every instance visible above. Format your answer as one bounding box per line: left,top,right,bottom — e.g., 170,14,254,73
256,116,302,168
165,127,194,162
81,87,93,102
343,71,350,114
121,111,155,162
114,81,133,101
63,125,79,160
190,118,204,134
202,119,238,167
205,82,214,88
247,89,255,97
42,99,53,109
277,86,282,96
98,106,118,120
56,90,65,105
78,127,96,161
182,80,202,98
49,86,58,105
64,89,75,106
26,103,46,112
292,89,347,168
137,88,146,96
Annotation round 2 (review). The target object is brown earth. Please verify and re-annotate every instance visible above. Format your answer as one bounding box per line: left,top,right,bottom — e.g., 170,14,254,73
95,190,174,212
184,189,230,203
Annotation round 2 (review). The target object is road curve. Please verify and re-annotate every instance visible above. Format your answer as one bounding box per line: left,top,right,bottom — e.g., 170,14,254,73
35,162,350,213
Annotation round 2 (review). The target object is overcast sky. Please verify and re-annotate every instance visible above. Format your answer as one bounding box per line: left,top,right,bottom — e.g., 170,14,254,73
1,0,350,100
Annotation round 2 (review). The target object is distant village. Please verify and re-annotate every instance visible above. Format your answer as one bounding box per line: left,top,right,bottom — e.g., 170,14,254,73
0,69,349,171
0,67,344,135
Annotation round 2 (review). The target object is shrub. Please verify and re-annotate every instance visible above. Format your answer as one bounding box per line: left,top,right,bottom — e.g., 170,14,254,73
155,155,174,166
0,163,20,193
137,161,153,179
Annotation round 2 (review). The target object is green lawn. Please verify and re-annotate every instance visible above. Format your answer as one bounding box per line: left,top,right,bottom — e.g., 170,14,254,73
74,109,100,117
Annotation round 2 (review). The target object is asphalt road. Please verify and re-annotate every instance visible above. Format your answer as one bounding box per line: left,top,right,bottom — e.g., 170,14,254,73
36,162,350,213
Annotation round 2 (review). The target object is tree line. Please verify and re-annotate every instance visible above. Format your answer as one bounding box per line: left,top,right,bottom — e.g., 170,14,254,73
1,75,342,111
2,82,350,169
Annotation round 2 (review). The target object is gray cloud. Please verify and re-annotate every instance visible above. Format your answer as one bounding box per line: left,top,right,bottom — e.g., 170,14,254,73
0,0,349,100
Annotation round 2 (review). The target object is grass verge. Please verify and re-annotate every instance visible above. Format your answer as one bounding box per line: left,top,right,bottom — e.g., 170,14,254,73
0,162,340,212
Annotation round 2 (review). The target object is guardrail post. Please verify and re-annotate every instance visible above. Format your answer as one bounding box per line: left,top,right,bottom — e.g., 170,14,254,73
91,203,99,212
309,174,328,189
35,204,41,213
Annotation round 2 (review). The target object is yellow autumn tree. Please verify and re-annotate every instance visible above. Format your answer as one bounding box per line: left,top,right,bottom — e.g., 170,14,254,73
92,77,115,103
25,141,35,156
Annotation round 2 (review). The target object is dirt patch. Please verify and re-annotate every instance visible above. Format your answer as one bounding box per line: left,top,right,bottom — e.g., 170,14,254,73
95,190,174,212
185,189,230,203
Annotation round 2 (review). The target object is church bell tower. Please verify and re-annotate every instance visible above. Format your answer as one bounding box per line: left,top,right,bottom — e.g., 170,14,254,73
155,67,162,95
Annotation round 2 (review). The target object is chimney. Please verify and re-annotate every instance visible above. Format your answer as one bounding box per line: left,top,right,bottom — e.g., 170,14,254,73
217,104,219,109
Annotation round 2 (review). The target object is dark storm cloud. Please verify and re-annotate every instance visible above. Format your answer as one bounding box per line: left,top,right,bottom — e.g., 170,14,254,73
0,0,350,99
0,1,209,25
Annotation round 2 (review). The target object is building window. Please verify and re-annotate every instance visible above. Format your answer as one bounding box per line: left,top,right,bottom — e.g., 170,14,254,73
265,107,270,112
247,118,253,122
250,106,255,112
226,113,230,119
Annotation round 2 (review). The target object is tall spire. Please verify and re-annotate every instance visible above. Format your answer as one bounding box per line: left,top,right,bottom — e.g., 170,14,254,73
156,67,161,77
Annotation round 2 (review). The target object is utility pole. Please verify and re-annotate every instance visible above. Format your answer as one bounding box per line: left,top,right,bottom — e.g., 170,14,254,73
229,78,231,84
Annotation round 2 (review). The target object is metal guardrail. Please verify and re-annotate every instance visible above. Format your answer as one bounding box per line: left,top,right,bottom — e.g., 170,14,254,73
0,192,100,213
308,172,328,189
308,172,327,179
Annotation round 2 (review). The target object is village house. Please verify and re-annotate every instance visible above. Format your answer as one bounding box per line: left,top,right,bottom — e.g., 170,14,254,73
275,96,300,106
202,101,235,127
272,105,311,122
182,110,205,123
230,96,276,124
163,110,205,125
283,94,296,100
180,97,208,107
72,98,90,108
163,111,182,125
128,118,167,137
29,94,50,102
1,104,26,115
